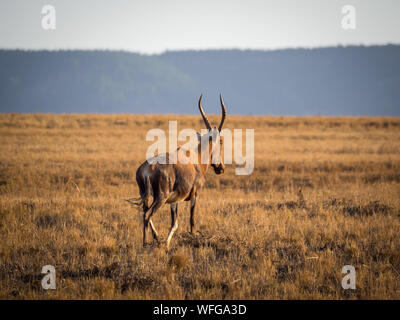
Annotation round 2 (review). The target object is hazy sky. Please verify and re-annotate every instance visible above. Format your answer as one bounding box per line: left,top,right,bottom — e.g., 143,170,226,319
1,0,399,54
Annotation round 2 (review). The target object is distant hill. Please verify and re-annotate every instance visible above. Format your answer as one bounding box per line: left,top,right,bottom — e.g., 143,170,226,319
0,46,399,115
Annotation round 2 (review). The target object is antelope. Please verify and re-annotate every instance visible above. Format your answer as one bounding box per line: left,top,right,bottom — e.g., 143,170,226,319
131,94,227,248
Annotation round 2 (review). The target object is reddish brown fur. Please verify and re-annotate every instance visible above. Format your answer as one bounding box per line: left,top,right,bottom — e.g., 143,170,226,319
135,95,227,248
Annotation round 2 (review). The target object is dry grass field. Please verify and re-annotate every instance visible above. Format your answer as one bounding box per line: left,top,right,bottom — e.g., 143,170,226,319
0,113,400,299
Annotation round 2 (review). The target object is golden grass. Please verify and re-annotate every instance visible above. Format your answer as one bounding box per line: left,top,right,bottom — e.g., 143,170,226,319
0,113,400,299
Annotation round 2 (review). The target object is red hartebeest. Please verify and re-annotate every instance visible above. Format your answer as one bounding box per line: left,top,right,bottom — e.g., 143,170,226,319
130,94,227,248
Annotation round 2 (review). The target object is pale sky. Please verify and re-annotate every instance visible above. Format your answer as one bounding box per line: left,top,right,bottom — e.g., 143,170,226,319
0,0,399,54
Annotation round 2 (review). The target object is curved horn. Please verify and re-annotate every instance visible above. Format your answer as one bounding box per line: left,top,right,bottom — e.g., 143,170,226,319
198,94,211,130
218,94,227,132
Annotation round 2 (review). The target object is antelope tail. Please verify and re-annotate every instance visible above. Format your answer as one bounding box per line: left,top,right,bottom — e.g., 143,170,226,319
124,197,143,207
126,175,152,208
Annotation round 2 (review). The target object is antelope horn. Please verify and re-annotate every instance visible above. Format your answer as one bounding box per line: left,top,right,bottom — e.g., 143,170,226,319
218,94,227,132
198,94,211,130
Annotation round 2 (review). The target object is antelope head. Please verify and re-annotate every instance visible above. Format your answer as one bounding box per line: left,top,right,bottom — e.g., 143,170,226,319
198,94,227,174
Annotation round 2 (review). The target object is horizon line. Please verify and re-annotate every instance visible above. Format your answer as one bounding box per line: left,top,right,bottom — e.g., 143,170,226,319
1,42,399,56
1,112,399,118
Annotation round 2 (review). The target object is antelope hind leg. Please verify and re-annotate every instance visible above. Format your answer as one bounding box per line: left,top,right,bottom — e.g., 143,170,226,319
189,193,196,234
148,219,160,244
166,203,179,249
143,196,165,246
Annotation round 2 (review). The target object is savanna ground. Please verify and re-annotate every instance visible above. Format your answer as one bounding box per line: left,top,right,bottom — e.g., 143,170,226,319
0,113,400,299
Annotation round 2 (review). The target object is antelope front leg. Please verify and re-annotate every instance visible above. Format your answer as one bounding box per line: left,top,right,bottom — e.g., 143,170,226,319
166,203,178,249
190,194,196,234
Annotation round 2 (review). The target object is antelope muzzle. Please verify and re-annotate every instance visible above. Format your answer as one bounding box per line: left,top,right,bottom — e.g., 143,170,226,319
213,163,225,174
